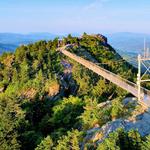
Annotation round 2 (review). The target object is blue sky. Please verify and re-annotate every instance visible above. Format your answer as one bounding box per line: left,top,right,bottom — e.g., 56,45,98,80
0,0,150,34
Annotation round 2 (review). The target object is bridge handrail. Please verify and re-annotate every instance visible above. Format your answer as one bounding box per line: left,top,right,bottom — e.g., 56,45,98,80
60,47,150,96
92,61,150,95
87,55,150,95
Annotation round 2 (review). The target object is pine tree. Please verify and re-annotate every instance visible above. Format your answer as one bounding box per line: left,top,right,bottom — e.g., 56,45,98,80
55,130,82,150
141,135,150,150
35,136,53,150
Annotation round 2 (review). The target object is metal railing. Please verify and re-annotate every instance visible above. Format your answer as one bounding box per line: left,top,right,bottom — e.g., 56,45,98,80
59,46,150,104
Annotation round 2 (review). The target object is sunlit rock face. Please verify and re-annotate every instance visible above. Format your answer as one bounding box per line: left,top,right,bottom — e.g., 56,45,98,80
84,97,150,145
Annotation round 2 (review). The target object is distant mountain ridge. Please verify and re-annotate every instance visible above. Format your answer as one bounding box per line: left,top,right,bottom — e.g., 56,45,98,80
0,33,59,54
106,32,150,53
1,32,150,56
0,43,18,53
0,32,58,44
106,32,150,69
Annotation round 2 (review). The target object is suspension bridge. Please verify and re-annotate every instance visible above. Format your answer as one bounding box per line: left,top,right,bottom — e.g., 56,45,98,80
58,45,150,108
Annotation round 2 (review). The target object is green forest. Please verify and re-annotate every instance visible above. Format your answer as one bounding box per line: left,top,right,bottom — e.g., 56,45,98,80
0,34,150,150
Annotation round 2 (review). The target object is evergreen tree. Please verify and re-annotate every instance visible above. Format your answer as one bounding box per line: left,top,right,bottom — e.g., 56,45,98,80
35,136,53,150
20,60,30,82
141,135,150,150
55,130,82,150
0,96,22,150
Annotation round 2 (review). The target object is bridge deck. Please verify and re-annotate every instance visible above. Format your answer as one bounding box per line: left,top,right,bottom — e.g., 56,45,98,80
59,47,150,107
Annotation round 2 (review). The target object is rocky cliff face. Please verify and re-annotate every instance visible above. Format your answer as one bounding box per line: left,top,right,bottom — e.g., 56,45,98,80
82,97,150,146
96,34,108,44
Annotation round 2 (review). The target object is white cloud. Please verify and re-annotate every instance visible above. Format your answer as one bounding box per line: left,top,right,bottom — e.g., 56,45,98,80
84,0,110,11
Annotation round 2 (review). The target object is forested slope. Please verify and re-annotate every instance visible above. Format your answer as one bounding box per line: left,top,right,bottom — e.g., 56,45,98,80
0,34,150,150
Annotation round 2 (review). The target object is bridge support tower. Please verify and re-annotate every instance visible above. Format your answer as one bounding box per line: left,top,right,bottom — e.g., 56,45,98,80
137,42,150,101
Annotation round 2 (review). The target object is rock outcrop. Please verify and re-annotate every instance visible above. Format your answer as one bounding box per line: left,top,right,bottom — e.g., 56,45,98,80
84,97,150,145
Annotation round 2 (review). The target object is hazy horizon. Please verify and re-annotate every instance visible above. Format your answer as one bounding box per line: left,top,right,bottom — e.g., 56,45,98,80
0,32,149,36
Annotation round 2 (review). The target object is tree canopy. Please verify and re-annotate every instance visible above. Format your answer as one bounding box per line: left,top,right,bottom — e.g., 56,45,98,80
0,34,148,150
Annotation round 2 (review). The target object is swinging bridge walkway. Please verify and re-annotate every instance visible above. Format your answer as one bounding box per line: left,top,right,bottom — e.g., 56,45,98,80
58,45,150,107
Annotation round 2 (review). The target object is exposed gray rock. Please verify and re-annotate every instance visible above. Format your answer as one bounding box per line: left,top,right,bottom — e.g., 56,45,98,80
84,97,150,145
123,97,137,106
85,113,150,145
